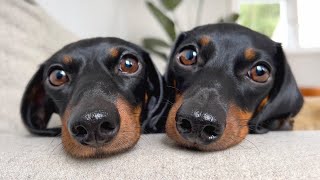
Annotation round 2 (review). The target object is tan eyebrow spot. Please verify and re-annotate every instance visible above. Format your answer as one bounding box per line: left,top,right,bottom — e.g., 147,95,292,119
244,48,256,61
109,47,119,58
198,35,211,46
62,55,73,65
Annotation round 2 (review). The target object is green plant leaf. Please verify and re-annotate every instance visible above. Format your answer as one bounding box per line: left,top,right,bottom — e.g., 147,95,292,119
146,1,176,41
218,13,240,23
148,49,168,60
161,0,182,11
142,37,169,60
143,38,170,48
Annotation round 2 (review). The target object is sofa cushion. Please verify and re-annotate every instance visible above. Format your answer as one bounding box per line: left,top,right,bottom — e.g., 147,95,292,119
1,132,319,179
0,0,78,135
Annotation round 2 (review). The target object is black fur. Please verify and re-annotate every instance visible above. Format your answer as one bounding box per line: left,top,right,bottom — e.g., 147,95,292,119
21,37,166,136
164,23,304,135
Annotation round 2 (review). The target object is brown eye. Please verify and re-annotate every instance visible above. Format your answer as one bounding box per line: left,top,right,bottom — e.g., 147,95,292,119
248,65,270,83
178,49,197,65
49,69,69,86
119,55,139,74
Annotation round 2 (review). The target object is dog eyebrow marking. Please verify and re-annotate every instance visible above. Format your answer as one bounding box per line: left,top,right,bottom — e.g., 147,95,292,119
198,36,211,46
109,47,119,58
63,55,73,65
244,48,256,61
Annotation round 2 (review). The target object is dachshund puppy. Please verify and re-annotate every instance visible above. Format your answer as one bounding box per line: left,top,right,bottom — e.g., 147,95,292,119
164,23,304,151
21,37,165,157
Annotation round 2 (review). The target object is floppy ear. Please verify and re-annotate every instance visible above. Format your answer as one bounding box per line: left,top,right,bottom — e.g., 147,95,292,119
20,65,61,136
164,32,187,90
141,53,168,133
142,33,187,133
249,44,304,133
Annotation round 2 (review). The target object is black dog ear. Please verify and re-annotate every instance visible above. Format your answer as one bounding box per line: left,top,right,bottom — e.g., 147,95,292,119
142,33,187,133
164,32,187,92
169,32,187,60
249,44,304,133
20,64,61,136
141,53,168,133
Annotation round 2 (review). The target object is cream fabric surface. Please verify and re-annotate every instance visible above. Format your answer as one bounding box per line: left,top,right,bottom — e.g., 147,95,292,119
1,132,320,179
0,0,78,134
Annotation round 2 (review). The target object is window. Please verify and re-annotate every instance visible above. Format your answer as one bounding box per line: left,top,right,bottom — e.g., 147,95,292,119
233,0,320,49
297,0,320,48
238,3,280,38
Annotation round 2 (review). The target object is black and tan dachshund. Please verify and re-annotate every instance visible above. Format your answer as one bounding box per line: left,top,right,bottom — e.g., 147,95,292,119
164,23,304,151
20,37,166,157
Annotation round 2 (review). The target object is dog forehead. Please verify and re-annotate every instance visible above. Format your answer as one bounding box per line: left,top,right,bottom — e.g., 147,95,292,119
48,42,144,66
59,37,143,55
190,24,276,48
189,27,277,65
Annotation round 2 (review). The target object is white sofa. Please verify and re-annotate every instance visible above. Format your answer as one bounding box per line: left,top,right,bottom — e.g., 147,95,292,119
1,0,319,179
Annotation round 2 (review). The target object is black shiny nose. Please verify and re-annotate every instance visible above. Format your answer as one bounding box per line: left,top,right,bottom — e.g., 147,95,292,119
69,110,120,147
176,112,224,145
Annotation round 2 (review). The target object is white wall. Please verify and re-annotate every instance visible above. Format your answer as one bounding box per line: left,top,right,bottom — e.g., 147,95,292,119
35,0,232,73
35,0,231,43
35,0,320,86
286,50,320,87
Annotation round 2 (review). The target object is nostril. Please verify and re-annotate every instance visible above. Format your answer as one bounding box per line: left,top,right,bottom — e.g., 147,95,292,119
100,121,115,134
72,125,87,137
202,125,218,139
177,118,192,133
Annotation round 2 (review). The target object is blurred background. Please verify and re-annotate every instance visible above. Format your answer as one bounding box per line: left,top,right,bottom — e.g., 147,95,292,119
27,0,320,86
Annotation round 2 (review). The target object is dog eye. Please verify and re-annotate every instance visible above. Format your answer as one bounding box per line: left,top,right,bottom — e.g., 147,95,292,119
248,65,270,83
178,49,197,65
119,55,139,74
49,69,69,86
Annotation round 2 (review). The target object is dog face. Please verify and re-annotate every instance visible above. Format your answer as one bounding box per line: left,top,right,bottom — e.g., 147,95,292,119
165,23,303,151
21,37,164,157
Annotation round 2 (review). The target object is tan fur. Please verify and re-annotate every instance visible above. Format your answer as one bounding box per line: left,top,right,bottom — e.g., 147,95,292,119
257,96,269,112
109,47,119,58
62,55,73,65
61,97,141,158
165,93,188,147
144,93,148,108
244,48,256,61
198,36,211,46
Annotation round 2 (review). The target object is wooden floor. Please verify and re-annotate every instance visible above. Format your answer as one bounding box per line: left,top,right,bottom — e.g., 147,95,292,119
294,97,320,130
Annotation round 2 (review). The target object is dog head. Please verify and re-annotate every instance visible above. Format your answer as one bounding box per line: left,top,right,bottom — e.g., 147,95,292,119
21,37,164,157
165,23,303,151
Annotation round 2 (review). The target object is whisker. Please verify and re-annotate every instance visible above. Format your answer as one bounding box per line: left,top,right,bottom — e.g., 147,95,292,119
50,142,63,155
229,132,261,153
162,98,175,105
166,85,182,93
